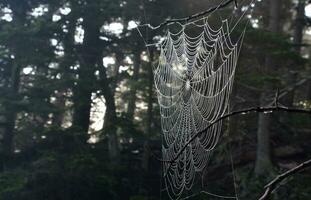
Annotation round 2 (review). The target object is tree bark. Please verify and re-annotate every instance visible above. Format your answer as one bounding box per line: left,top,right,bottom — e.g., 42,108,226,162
293,0,305,54
72,17,101,134
1,2,27,170
111,51,123,93
100,65,119,163
127,50,141,122
147,50,154,134
307,81,311,102
281,0,305,109
255,0,281,176
53,19,76,128
52,90,66,127
142,49,155,173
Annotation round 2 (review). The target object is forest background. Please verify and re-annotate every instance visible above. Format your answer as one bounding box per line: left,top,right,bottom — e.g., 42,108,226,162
0,0,311,199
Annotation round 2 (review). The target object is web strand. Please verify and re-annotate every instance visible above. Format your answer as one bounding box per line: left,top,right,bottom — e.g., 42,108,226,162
134,0,257,199
156,18,244,199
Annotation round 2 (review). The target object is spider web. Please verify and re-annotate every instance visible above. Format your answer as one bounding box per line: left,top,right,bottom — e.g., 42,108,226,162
154,19,245,199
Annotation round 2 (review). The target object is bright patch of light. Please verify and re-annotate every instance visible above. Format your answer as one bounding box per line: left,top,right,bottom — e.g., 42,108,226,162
128,21,138,30
99,36,109,41
251,18,259,28
60,7,71,15
52,14,61,22
14,149,21,154
103,57,115,67
31,5,48,17
120,1,127,7
88,135,99,144
103,22,124,35
77,17,83,23
70,64,79,70
55,43,64,56
306,27,311,35
142,55,149,62
153,35,165,48
48,62,59,69
23,66,33,75
119,65,129,73
306,4,311,18
125,56,133,65
1,7,12,22
75,25,84,44
88,93,106,143
241,6,248,12
50,38,58,46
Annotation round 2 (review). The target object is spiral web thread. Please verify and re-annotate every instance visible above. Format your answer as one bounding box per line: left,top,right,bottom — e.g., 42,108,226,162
154,19,245,199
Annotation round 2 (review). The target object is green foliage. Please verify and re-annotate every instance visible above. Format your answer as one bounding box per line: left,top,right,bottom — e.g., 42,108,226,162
0,170,27,198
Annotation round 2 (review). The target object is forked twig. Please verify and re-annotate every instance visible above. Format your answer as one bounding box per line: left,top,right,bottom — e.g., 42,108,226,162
259,159,311,200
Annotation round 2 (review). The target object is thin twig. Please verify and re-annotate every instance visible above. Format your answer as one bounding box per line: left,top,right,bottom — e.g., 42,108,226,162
274,88,280,107
259,159,311,200
139,0,236,30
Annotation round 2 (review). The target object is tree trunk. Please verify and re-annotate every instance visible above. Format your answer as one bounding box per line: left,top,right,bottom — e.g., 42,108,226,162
293,0,305,54
147,50,154,134
0,2,29,170
142,49,155,174
127,51,141,122
111,51,123,93
307,80,311,101
100,66,119,163
255,92,273,175
1,58,21,170
255,0,281,176
228,82,239,137
72,18,101,134
52,90,66,127
53,20,76,128
281,0,305,108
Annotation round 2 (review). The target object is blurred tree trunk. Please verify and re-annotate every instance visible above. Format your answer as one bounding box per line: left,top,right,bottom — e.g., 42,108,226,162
228,83,239,137
127,50,141,121
293,0,305,54
2,61,21,169
52,90,66,127
1,2,27,170
147,49,154,134
72,17,101,134
100,66,119,163
142,49,155,173
281,0,305,108
255,0,281,176
111,51,123,93
52,25,76,127
307,82,311,101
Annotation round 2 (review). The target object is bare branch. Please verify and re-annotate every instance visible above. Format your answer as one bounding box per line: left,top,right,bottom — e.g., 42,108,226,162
140,0,237,30
259,159,311,200
163,105,311,177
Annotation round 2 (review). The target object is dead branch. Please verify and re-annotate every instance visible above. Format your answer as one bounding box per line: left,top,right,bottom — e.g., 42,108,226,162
259,158,311,200
163,105,311,178
140,0,237,30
